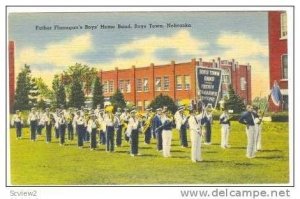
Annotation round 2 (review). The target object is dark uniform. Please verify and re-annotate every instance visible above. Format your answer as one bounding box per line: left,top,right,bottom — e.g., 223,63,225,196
28,109,38,141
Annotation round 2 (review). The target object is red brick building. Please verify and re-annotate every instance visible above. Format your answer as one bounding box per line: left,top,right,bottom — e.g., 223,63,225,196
268,11,288,111
99,58,251,110
9,41,15,113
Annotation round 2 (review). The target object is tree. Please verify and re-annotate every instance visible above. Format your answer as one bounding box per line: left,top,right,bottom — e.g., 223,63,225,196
62,63,97,96
110,89,126,112
252,96,268,110
56,83,67,108
35,77,53,100
149,94,177,114
69,77,85,108
14,64,31,110
92,76,104,109
52,75,66,108
224,84,246,113
37,98,47,110
29,78,39,107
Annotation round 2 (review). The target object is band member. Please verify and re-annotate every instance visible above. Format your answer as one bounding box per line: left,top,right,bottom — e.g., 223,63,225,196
161,109,174,157
43,108,53,143
104,109,115,152
97,110,106,145
27,107,38,141
121,108,130,142
67,112,75,141
11,110,23,139
58,111,67,146
152,108,163,151
188,108,203,162
114,111,122,147
254,107,263,151
83,109,90,142
127,110,141,156
204,108,213,145
53,109,60,139
76,111,86,148
87,114,98,150
143,107,153,144
219,108,231,149
175,106,188,147
239,105,257,158
36,110,44,136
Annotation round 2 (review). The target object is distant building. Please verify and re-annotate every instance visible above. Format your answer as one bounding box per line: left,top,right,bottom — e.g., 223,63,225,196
9,41,15,113
99,58,251,111
268,11,288,111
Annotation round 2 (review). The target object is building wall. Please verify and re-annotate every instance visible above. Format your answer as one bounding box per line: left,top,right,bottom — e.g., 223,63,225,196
9,41,15,113
268,11,288,111
98,58,252,110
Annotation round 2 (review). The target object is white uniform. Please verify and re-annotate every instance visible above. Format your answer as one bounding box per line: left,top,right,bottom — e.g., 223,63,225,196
161,115,172,158
174,111,187,130
11,113,23,126
188,114,202,162
219,113,230,148
126,117,139,137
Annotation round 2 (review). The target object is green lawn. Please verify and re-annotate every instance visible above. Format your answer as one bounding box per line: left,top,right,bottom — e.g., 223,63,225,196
9,121,289,185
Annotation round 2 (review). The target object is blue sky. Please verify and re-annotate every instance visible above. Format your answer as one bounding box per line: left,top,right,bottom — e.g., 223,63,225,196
9,11,269,98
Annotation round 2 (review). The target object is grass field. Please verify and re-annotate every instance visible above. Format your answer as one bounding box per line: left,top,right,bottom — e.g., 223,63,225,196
9,121,289,185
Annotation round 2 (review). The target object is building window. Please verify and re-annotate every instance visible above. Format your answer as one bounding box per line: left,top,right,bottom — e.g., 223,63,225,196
184,75,191,90
137,101,143,111
222,75,230,83
163,76,169,91
240,77,246,91
125,80,131,93
144,100,150,109
108,81,114,93
143,78,149,92
136,79,142,92
103,81,108,93
155,77,162,91
119,80,124,93
281,12,287,39
176,76,182,90
282,54,288,79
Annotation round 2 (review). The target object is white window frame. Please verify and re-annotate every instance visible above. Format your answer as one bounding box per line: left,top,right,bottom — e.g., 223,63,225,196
280,12,287,39
176,75,183,90
184,75,191,90
240,77,246,91
281,54,288,80
155,77,162,91
163,76,170,91
136,79,142,92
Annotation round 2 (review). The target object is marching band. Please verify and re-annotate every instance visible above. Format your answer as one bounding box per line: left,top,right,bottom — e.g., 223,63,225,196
11,103,264,162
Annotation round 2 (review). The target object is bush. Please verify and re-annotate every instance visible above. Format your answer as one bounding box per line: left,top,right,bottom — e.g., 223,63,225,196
270,112,289,122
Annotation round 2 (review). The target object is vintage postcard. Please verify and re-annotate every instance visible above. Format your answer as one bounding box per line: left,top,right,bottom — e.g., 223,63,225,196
6,6,293,192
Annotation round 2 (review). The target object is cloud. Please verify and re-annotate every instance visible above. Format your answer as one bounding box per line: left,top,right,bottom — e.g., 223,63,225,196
102,30,208,69
216,32,268,60
212,32,269,98
15,33,93,71
14,33,93,88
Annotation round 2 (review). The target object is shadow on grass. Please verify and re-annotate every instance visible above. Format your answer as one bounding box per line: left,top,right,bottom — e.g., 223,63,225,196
235,162,255,166
171,150,185,153
140,154,156,157
205,151,218,153
260,149,282,152
255,155,283,159
230,146,246,150
202,160,226,163
139,146,152,149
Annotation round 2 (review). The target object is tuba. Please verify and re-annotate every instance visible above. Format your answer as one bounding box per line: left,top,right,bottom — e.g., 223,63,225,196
141,112,155,134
